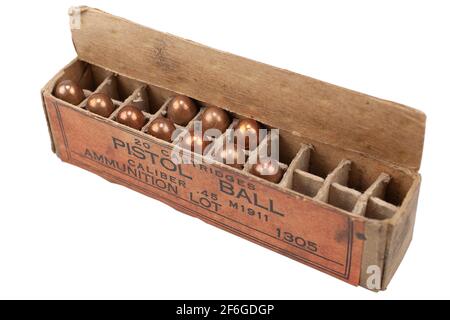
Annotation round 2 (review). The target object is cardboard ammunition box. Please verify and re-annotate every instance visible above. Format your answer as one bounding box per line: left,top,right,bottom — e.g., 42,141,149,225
41,7,426,290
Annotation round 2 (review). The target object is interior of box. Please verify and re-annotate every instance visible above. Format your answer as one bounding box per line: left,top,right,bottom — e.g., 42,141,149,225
50,59,417,222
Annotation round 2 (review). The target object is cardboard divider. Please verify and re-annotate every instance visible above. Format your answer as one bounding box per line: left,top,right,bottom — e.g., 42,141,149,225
280,144,313,189
76,64,112,93
78,89,93,108
307,160,396,216
74,73,153,122
292,170,325,198
129,85,175,115
204,118,271,170
51,63,112,107
365,197,397,220
144,95,205,143
243,131,273,170
242,133,264,170
206,119,242,160
208,114,269,159
109,89,144,121
141,97,173,137
171,105,205,152
49,60,406,220
242,133,288,180
184,107,206,132
104,74,171,126
328,183,361,212
352,173,397,218
94,74,120,100
79,75,122,112
362,173,391,199
315,160,352,202
245,129,401,218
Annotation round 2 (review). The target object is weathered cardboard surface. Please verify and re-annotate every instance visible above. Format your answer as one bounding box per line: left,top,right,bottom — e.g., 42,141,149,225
42,94,366,285
382,176,421,290
71,7,426,171
40,7,426,290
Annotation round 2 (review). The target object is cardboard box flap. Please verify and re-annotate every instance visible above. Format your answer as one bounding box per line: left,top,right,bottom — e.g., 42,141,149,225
70,7,426,171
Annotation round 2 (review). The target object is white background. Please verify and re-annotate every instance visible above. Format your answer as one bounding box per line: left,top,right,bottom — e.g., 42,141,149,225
0,0,448,299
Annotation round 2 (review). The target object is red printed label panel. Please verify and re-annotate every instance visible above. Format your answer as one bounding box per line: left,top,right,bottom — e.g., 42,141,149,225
45,98,365,285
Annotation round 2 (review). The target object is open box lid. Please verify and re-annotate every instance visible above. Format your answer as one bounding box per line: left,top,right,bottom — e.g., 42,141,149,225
70,6,426,171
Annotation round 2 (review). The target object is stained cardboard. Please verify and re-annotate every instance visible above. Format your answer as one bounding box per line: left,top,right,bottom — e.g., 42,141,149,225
41,7,426,290
71,7,425,171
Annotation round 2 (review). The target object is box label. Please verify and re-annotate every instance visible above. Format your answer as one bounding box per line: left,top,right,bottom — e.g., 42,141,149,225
45,99,365,285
